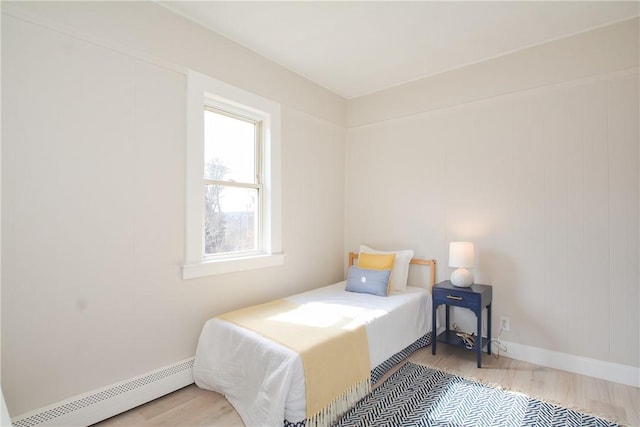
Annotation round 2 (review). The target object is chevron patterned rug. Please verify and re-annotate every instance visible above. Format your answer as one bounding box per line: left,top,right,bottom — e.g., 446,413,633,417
334,362,617,427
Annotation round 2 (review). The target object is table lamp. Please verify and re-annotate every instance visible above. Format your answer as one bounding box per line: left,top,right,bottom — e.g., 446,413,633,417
449,242,475,287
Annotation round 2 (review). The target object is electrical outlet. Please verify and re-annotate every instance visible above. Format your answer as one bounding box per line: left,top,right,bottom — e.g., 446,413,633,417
500,316,510,332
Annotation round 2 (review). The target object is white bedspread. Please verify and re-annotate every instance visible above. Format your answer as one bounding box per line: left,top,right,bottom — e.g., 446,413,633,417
193,282,432,427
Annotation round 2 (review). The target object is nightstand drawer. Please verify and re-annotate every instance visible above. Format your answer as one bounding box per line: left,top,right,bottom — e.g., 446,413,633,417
432,281,492,309
433,287,480,309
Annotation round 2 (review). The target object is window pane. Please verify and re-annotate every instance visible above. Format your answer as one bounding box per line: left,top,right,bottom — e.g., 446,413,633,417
204,184,258,255
204,109,256,183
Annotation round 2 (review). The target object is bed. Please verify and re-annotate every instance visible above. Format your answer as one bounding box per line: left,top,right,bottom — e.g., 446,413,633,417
193,249,437,427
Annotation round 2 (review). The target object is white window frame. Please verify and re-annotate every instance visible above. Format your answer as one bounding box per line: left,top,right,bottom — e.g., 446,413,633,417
183,70,283,279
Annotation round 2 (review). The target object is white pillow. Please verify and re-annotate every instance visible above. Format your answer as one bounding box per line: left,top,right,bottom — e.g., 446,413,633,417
359,245,414,292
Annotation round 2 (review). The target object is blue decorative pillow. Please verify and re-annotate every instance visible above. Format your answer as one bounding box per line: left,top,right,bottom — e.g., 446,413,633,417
345,266,391,297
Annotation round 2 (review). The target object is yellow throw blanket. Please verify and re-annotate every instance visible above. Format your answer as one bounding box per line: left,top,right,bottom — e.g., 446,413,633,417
219,299,371,427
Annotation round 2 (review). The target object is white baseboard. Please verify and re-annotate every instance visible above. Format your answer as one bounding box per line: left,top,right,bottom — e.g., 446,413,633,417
2,387,12,427
501,340,640,388
11,357,195,427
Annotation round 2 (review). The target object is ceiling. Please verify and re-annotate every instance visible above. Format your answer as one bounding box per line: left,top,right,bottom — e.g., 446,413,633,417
160,1,639,99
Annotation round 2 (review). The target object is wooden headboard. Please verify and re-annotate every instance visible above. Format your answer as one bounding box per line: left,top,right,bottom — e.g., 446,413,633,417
348,252,437,289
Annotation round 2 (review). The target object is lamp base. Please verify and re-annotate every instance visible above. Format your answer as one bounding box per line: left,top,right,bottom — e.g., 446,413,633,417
451,268,474,287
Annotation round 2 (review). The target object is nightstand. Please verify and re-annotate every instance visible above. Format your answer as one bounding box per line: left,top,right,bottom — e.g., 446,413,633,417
431,280,492,368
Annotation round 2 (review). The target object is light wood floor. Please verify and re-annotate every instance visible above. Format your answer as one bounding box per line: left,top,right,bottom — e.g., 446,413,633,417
95,345,639,426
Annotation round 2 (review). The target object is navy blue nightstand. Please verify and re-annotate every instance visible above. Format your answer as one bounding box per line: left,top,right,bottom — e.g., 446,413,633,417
431,280,492,368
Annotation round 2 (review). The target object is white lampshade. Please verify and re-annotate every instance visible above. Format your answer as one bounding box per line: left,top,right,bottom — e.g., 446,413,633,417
449,242,475,287
449,242,475,267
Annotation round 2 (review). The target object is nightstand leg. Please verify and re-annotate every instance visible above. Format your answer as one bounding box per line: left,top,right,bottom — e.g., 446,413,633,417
487,304,492,355
445,305,450,331
476,308,482,368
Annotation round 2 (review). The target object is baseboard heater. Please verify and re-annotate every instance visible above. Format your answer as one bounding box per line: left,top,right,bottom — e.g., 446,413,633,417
11,357,195,427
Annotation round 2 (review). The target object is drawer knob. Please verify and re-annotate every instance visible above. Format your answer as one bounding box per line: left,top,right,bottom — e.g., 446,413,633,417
446,295,463,301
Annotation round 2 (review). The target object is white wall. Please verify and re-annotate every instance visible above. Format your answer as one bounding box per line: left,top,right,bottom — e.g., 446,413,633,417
1,2,346,416
346,18,639,368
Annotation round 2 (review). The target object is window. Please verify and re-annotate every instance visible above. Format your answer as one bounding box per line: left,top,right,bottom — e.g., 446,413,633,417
183,71,283,279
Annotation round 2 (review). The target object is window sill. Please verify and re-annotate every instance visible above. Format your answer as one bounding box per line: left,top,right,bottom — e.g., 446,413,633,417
182,253,285,279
